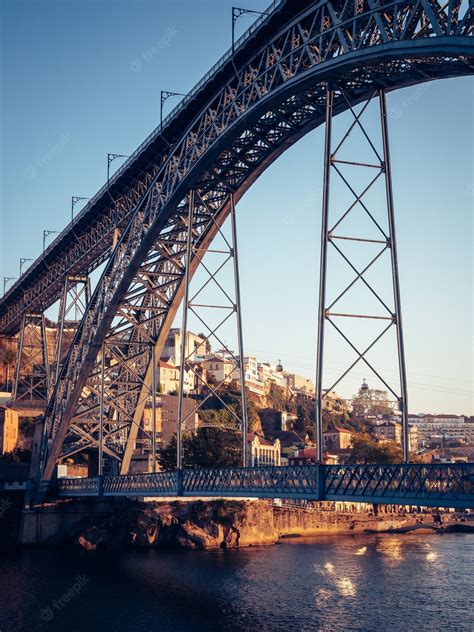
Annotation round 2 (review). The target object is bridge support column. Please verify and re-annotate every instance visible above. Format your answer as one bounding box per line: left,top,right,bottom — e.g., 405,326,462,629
315,87,333,463
315,86,410,463
379,90,409,462
176,190,249,469
12,312,50,405
317,463,326,501
50,275,91,393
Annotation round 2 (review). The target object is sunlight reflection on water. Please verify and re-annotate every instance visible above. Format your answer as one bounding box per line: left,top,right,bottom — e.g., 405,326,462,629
0,534,472,632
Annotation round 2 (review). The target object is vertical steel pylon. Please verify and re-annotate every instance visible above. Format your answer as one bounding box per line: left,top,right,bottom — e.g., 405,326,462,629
49,275,90,394
177,191,249,469
12,312,50,404
315,86,409,462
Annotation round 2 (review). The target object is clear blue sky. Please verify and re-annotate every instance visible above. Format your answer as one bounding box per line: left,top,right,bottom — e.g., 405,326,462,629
0,0,472,414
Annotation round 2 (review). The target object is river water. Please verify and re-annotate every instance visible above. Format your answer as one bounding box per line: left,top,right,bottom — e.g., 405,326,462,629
0,534,472,632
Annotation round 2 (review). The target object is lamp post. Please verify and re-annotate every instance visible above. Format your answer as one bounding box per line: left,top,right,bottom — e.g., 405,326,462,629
107,153,129,187
3,277,16,295
232,7,269,55
160,91,185,132
19,258,33,276
43,229,59,252
71,196,89,224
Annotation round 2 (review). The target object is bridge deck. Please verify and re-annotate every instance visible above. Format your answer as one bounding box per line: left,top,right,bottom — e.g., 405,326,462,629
56,463,474,509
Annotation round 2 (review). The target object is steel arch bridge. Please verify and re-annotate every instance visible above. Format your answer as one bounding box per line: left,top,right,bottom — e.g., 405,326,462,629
0,0,473,506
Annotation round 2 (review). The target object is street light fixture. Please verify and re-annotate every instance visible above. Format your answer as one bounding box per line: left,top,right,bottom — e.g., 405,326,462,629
43,229,59,252
107,153,129,187
71,196,90,224
3,277,16,295
160,91,185,132
19,258,33,276
232,7,269,55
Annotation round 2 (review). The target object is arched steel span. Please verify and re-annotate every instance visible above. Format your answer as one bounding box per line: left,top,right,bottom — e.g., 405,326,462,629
0,0,472,336
17,0,471,484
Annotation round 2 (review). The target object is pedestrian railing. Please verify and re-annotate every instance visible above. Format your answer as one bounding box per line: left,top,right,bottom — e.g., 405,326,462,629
56,463,474,508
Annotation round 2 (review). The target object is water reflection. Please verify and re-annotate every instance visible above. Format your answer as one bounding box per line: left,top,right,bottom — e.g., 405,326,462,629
0,535,472,632
355,546,367,556
377,537,404,562
335,577,357,597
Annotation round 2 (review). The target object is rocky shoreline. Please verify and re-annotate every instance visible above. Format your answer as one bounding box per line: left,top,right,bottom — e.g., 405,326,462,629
66,499,473,550
18,497,473,549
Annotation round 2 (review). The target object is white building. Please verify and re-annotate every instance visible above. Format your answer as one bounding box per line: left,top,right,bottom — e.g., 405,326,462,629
408,414,473,444
248,433,281,466
258,362,287,391
201,356,234,385
161,329,207,366
285,372,315,396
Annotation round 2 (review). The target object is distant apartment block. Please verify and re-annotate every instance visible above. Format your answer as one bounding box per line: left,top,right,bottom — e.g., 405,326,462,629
201,356,234,385
323,427,353,451
161,329,207,366
408,414,474,444
285,372,315,396
372,419,419,451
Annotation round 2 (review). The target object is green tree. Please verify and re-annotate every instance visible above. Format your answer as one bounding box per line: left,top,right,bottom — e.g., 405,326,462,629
351,386,392,417
157,427,242,470
199,384,261,433
341,432,403,464
266,383,287,411
294,404,309,432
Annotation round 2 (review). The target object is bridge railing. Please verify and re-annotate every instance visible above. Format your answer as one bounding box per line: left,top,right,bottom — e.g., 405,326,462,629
56,476,101,496
324,463,474,506
103,471,178,496
182,465,321,498
56,464,474,507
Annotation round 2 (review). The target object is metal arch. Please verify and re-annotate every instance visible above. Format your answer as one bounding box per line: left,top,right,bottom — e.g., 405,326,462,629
42,70,472,478
2,0,469,485
0,0,472,335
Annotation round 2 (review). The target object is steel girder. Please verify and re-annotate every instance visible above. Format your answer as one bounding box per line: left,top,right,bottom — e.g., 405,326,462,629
56,463,474,508
175,191,250,470
11,0,469,486
1,0,472,337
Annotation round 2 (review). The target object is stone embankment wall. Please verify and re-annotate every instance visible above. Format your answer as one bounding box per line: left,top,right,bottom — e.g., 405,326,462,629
273,506,409,536
19,498,448,549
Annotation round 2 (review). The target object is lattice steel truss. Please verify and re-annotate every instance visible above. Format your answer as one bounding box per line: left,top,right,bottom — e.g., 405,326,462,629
49,275,91,395
1,0,471,336
12,313,49,404
176,191,248,468
0,0,466,492
315,86,409,461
